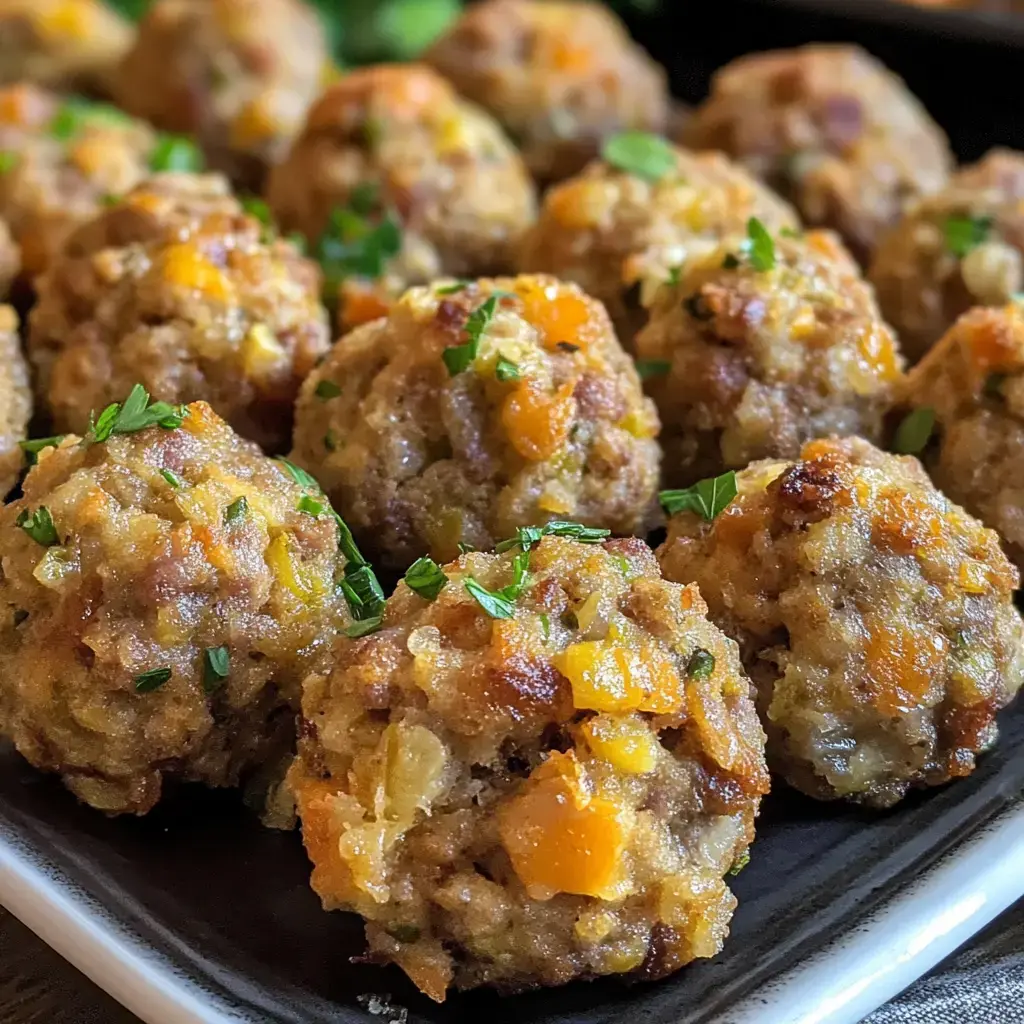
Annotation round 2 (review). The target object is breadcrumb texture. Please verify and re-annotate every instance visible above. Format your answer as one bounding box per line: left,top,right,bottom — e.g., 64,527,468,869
658,436,1024,808
115,0,328,187
28,172,331,451
267,63,537,333
903,303,1024,569
634,229,904,488
425,0,669,183
0,83,156,279
869,148,1024,363
0,304,30,497
290,535,768,1000
289,274,661,568
685,45,952,263
0,402,351,815
0,0,132,95
518,147,798,349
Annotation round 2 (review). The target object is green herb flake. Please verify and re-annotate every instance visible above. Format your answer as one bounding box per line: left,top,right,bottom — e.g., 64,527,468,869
635,359,670,380
241,196,272,225
457,541,475,554
88,384,187,443
160,469,184,489
0,151,18,174
601,131,676,182
495,356,521,382
315,184,402,288
435,280,469,295
134,667,172,693
465,549,530,619
298,494,327,517
744,217,776,272
403,556,449,601
344,614,384,638
944,215,992,259
686,647,716,679
443,294,501,376
539,612,551,641
314,379,342,400
224,496,249,523
728,849,751,876
19,436,64,465
660,471,738,521
495,520,611,553
666,265,682,287
779,226,802,239
16,506,58,547
149,133,205,173
892,406,936,455
275,457,322,493
202,645,230,694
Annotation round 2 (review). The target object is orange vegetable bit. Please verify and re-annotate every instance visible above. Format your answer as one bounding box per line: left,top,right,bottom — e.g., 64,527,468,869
963,307,1024,375
865,616,945,716
161,243,233,303
293,779,358,904
517,282,593,351
499,751,632,900
339,281,393,331
870,487,942,556
501,381,576,461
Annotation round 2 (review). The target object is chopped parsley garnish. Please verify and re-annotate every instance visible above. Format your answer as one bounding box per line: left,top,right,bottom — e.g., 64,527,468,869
241,196,272,226
465,549,530,619
686,648,716,679
435,280,469,295
744,217,776,272
443,294,501,376
88,385,187,443
601,131,675,182
660,471,738,521
495,357,520,382
149,134,204,173
16,506,58,547
457,541,475,554
779,226,802,239
403,556,449,601
0,151,17,174
297,494,327,517
944,215,992,258
539,612,551,641
224,496,249,523
101,193,120,206
19,436,64,465
160,469,184,489
666,265,682,287
315,182,402,287
134,667,172,693
892,406,935,455
202,646,230,694
635,359,670,380
728,849,751,876
275,457,322,493
495,521,611,553
344,616,385,638
314,379,342,400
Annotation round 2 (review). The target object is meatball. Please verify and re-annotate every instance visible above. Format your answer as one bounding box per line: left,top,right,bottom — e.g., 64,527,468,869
290,534,768,999
518,146,799,350
0,304,30,497
425,0,669,184
28,172,331,452
0,215,20,296
685,45,953,263
115,0,328,189
0,83,159,280
658,436,1024,808
869,149,1024,363
0,399,353,814
0,0,133,96
901,303,1024,570
266,64,537,334
634,226,903,488
289,274,661,568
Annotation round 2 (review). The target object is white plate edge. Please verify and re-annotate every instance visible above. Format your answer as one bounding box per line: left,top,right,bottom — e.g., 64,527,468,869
1,797,1023,1024
711,794,1024,1024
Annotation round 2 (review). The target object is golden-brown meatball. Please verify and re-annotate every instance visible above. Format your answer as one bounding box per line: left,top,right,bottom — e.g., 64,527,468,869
0,304,30,496
901,303,1024,569
115,0,328,189
869,149,1024,363
0,214,20,296
658,436,1024,808
0,0,133,96
28,172,331,452
685,45,953,263
634,226,904,488
519,144,799,349
425,0,669,184
266,64,537,334
0,83,160,280
289,275,661,568
0,399,353,814
291,533,768,1000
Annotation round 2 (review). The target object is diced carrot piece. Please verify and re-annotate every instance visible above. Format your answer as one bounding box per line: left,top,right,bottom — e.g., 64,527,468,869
502,382,576,461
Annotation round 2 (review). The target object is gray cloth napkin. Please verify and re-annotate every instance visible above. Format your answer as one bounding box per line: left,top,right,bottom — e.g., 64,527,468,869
864,900,1024,1023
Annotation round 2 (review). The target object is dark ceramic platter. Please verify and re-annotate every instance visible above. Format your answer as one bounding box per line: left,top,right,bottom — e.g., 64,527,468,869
1,697,1023,1024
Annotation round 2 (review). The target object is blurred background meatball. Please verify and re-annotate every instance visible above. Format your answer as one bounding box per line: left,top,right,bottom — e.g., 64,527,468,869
0,0,132,96
902,303,1024,569
28,172,331,452
0,399,352,814
684,45,953,264
870,149,1024,363
267,63,537,334
425,0,669,184
0,83,165,281
519,141,798,350
115,0,329,189
290,274,661,568
0,304,30,497
0,215,19,297
291,533,768,999
659,436,1024,808
635,225,903,488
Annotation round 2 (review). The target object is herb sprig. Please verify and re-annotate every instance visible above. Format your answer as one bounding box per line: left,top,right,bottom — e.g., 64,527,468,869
403,556,449,601
601,131,676,182
660,471,738,521
944,215,992,259
465,549,530,619
495,520,611,554
443,294,502,376
892,406,936,455
88,385,187,443
16,507,58,547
